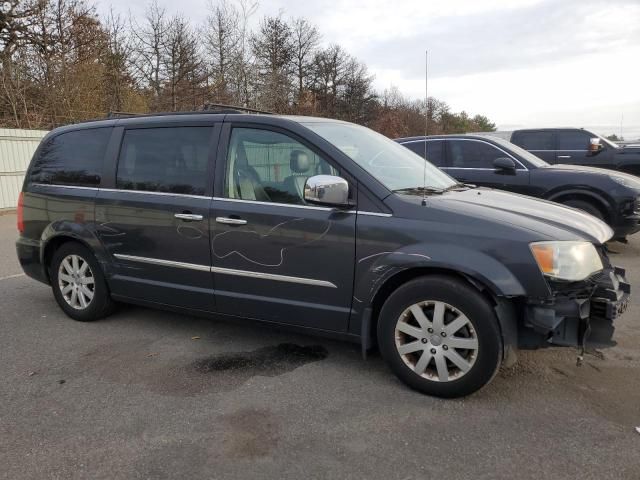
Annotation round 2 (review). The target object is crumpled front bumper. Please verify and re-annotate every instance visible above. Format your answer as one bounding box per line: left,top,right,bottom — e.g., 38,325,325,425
522,267,630,349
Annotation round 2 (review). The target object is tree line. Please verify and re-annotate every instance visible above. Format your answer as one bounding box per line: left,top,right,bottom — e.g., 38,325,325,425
0,0,497,137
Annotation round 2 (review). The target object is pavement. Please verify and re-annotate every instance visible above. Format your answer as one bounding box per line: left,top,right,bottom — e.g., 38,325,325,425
1,211,639,479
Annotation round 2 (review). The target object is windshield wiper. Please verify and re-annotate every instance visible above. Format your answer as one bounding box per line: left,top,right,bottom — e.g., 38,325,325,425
443,182,475,192
392,186,444,195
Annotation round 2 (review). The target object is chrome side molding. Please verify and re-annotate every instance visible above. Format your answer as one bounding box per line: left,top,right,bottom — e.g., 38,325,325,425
114,254,337,288
113,254,211,272
211,266,337,288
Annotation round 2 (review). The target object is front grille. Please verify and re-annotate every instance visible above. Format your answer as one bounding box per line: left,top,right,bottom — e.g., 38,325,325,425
590,270,610,284
590,299,608,319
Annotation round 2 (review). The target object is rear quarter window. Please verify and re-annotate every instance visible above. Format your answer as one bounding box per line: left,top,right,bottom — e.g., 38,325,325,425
29,128,110,187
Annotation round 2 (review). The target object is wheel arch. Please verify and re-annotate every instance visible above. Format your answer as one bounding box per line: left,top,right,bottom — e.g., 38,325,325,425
360,266,520,362
545,188,611,221
41,226,109,282
617,163,640,177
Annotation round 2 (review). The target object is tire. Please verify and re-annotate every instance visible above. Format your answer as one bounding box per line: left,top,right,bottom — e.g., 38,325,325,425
561,199,604,220
377,275,503,398
50,242,115,322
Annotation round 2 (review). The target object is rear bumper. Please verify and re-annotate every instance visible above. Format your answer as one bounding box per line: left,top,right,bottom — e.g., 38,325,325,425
16,237,48,285
521,267,630,348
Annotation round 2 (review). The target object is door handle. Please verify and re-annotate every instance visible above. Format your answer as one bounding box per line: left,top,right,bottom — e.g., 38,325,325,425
174,213,203,221
216,216,247,225
557,155,572,159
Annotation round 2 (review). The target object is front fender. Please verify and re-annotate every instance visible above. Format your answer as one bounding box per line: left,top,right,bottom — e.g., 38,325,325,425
353,243,527,310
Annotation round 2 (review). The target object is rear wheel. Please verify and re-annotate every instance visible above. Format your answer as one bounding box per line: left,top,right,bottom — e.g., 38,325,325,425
50,242,115,321
377,276,502,398
561,199,604,220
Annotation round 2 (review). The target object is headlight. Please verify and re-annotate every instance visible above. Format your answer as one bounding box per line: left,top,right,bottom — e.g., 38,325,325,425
530,241,603,281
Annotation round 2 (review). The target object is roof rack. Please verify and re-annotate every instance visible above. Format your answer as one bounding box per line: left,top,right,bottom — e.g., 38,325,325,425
106,104,273,120
201,103,273,115
106,111,139,118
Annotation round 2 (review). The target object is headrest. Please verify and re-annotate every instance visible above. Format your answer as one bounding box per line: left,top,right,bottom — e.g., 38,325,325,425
290,150,310,173
235,143,248,168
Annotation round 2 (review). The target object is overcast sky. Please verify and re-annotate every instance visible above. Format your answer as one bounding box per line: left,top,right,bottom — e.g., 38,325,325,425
99,0,640,138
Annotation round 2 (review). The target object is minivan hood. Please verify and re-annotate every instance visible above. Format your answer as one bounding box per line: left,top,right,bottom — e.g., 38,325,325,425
420,188,613,244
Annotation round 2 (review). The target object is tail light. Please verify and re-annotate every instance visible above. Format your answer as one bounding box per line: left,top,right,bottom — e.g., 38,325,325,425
17,192,24,233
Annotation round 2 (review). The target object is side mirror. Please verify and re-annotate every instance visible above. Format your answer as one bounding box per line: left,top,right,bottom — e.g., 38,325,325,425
589,137,603,154
493,157,516,172
304,175,350,207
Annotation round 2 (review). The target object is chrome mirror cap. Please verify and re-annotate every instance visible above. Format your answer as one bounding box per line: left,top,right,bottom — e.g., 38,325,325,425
304,175,350,207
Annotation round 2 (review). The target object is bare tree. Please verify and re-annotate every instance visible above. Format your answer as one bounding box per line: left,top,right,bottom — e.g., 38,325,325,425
103,9,139,112
251,15,294,112
290,17,320,104
311,44,348,116
162,15,202,111
204,0,239,103
230,0,257,107
340,57,375,123
130,0,168,104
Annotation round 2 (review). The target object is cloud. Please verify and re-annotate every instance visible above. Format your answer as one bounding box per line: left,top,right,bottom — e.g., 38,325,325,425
355,0,640,79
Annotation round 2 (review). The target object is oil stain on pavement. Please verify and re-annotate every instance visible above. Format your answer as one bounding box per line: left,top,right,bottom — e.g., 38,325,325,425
193,343,328,375
181,343,329,395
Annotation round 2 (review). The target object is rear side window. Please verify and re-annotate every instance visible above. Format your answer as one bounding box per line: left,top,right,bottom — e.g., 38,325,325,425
29,128,110,186
448,140,505,169
512,131,554,151
403,140,445,167
116,127,212,195
557,130,591,150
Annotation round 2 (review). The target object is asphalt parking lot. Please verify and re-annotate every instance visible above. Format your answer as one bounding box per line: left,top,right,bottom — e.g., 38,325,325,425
1,211,639,480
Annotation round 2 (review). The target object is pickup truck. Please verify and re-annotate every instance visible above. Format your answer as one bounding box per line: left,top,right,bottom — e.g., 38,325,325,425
497,128,640,176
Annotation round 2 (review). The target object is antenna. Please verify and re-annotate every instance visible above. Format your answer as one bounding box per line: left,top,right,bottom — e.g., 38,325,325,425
422,50,428,206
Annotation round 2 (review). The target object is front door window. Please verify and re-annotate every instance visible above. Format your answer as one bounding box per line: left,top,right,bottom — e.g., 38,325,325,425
225,128,337,205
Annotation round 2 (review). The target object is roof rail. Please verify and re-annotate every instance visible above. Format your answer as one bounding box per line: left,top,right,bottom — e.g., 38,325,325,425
105,104,273,120
106,111,140,118
201,103,273,115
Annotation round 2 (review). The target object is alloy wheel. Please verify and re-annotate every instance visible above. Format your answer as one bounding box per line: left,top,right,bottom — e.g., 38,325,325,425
58,254,95,310
394,301,479,382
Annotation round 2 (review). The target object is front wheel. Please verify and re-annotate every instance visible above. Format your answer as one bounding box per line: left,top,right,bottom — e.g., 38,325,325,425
377,276,503,398
50,242,115,322
561,199,604,221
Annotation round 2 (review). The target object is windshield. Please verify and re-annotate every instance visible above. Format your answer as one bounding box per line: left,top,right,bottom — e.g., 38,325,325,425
490,136,550,167
302,121,457,191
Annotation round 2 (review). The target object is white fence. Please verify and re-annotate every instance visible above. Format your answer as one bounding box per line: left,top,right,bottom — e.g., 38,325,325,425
0,128,48,210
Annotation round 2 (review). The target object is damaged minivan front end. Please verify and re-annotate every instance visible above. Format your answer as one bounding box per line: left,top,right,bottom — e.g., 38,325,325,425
521,242,630,352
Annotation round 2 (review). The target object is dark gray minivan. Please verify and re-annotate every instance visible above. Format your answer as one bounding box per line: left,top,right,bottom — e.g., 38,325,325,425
16,111,630,397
